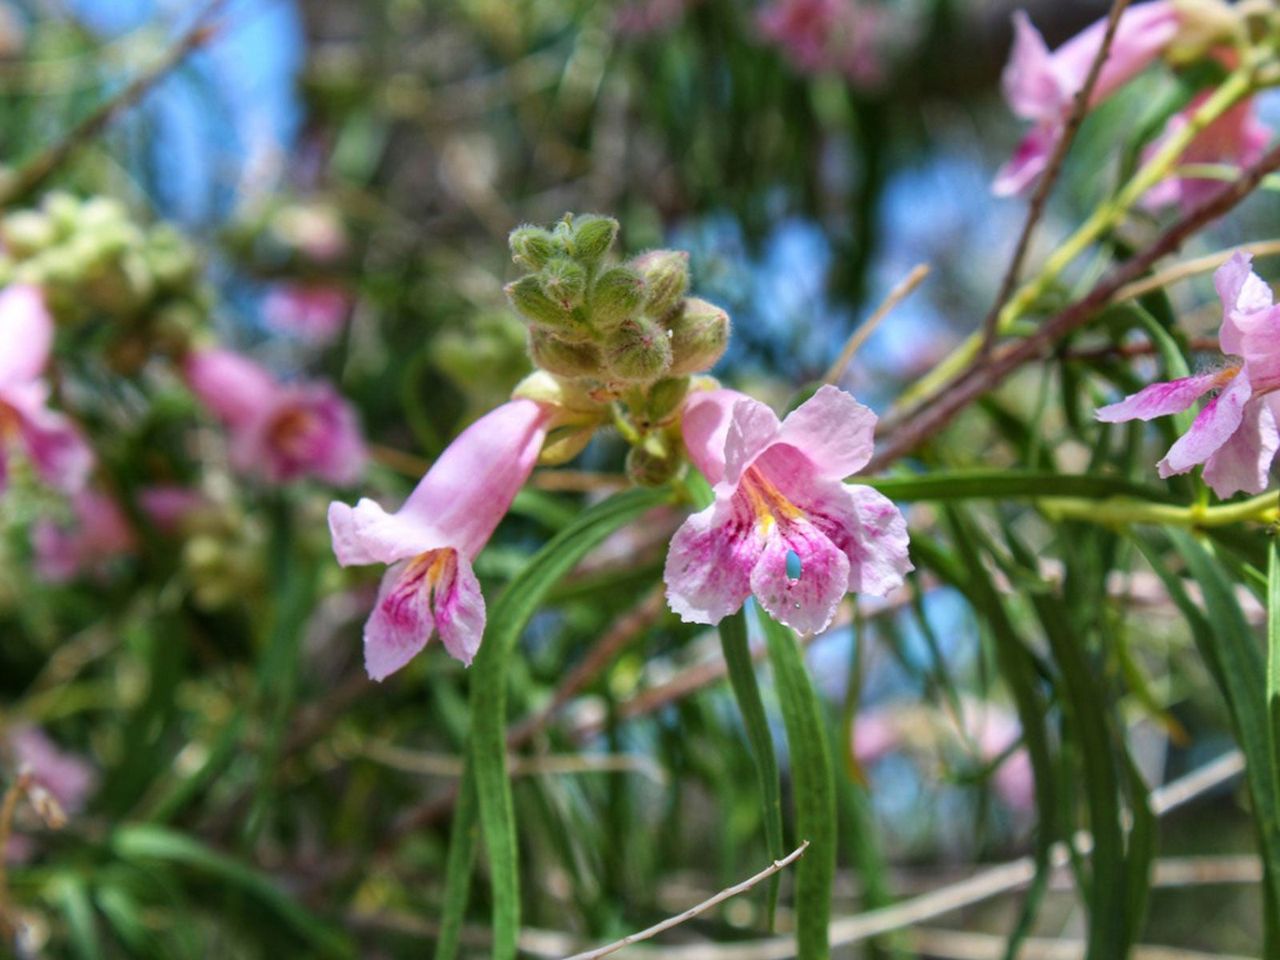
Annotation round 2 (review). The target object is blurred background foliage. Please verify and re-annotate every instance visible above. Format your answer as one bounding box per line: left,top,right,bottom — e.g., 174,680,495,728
1,0,1278,957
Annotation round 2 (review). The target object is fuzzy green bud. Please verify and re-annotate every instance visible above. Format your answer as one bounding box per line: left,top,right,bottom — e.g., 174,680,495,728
632,249,689,319
540,423,598,466
589,266,645,328
506,275,591,341
0,210,56,257
567,215,618,264
43,192,81,239
605,316,672,383
626,433,681,486
512,370,606,415
667,298,729,377
145,225,197,289
528,328,602,379
644,376,691,425
509,224,559,270
540,256,588,310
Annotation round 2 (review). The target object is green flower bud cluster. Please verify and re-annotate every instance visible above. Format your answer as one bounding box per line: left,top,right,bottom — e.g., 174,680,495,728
505,214,730,392
0,193,210,365
504,214,733,486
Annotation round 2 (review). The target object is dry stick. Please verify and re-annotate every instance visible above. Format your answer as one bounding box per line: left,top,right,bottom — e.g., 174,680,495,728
978,0,1134,356
1111,237,1280,303
867,139,1280,474
823,263,931,385
562,842,810,960
907,928,1254,960
0,0,227,208
0,772,32,941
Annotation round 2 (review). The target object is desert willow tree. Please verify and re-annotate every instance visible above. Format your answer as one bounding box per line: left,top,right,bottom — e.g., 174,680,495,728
323,1,1280,958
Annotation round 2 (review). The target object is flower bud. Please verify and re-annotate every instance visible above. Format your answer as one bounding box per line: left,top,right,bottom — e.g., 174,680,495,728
605,316,673,383
528,328,602,379
540,256,588,310
43,192,81,239
509,224,560,270
0,210,56,257
567,215,619,264
540,422,597,466
631,249,689,318
626,433,681,486
1169,0,1241,60
512,370,606,415
589,266,645,328
667,298,729,376
506,275,591,341
644,376,691,425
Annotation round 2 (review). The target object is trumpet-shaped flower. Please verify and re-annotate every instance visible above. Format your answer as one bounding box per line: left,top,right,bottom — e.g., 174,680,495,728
33,489,135,583
329,399,550,679
665,385,911,635
186,348,365,486
1142,94,1271,212
994,3,1180,196
0,285,93,494
1097,252,1280,497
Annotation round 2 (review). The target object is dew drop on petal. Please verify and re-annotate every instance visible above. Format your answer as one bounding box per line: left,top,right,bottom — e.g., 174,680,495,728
785,548,802,582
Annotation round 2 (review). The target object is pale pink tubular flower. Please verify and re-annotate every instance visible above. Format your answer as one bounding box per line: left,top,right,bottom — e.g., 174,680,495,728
994,2,1180,196
4,726,96,863
964,702,1034,813
0,285,93,495
263,283,352,345
329,399,550,679
186,348,365,486
1142,94,1271,212
1097,252,1280,497
665,385,912,635
33,488,135,583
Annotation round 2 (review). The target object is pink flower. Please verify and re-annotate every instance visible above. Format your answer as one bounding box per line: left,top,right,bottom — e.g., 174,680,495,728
137,485,207,534
1142,94,1271,212
756,0,892,88
4,725,96,862
994,3,1180,196
0,285,93,494
33,488,135,583
1097,252,1280,497
615,0,695,37
329,399,550,679
965,703,1034,813
665,385,912,635
852,708,902,767
263,283,351,344
186,348,365,486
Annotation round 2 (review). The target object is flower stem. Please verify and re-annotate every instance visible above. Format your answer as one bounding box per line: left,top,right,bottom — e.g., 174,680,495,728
1038,490,1279,528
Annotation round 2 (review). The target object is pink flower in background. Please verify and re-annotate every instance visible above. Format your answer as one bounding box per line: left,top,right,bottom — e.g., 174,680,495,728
756,0,893,88
965,704,1034,813
1097,252,1280,497
186,348,365,486
0,285,93,495
33,488,135,583
852,708,902,767
4,726,96,862
138,485,207,534
665,385,912,635
1142,95,1271,212
271,203,349,263
615,0,696,37
263,283,351,344
329,399,550,679
994,3,1180,196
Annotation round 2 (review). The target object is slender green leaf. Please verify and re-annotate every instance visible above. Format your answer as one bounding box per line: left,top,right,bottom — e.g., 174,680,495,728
468,486,671,960
433,768,479,960
865,471,1171,504
718,609,785,928
758,610,835,960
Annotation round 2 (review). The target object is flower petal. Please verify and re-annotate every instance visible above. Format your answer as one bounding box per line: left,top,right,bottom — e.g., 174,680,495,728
1202,396,1279,497
1217,251,1275,356
723,396,781,486
664,494,760,625
434,554,486,666
842,485,913,596
1158,369,1252,477
750,519,850,636
185,349,280,427
399,398,549,559
774,384,876,480
1095,370,1226,423
993,123,1057,197
328,497,438,567
364,557,437,681
0,285,53,387
1001,11,1064,121
5,382,94,494
680,388,749,485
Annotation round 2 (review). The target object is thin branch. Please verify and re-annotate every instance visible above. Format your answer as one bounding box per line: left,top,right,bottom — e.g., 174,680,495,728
1111,238,1280,303
0,0,228,208
869,140,1280,473
824,263,931,385
978,0,1134,355
562,842,810,960
908,928,1255,960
